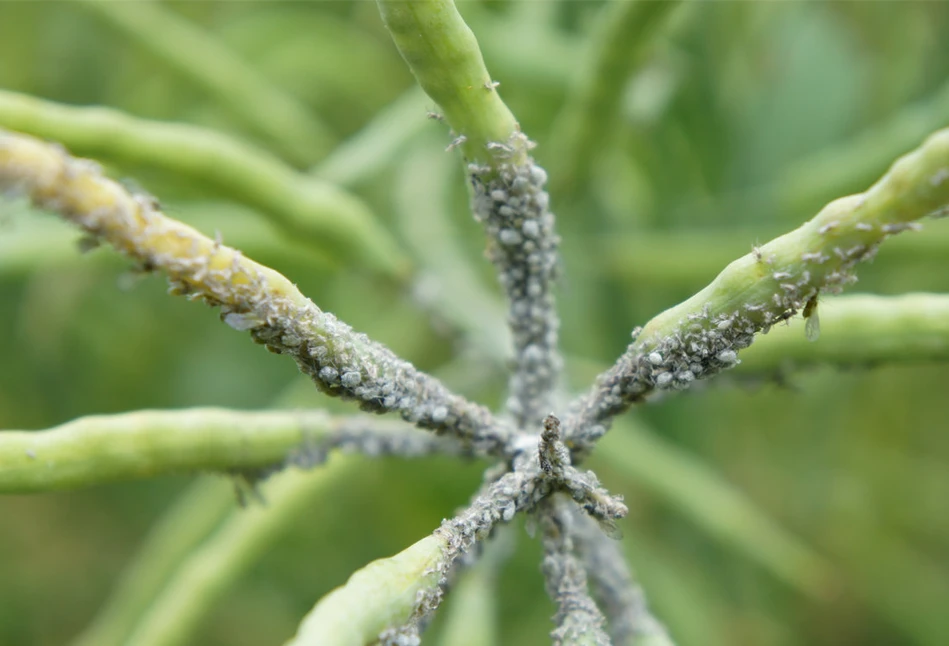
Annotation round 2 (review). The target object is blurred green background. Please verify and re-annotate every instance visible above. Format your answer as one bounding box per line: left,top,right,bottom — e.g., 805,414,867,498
1,2,948,645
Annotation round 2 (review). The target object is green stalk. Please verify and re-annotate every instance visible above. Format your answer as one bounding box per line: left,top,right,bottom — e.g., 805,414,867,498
286,534,447,646
0,409,330,493
736,293,949,372
0,91,408,278
377,0,525,167
0,130,506,453
567,126,949,450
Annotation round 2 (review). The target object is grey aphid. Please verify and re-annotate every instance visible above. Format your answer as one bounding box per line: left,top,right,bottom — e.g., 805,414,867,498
223,311,263,331
318,366,339,383
522,219,540,238
340,371,362,388
499,228,522,246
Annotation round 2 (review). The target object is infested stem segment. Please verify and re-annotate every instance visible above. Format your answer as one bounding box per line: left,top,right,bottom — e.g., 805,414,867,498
540,498,612,646
469,161,562,429
565,127,949,455
377,0,562,429
0,130,512,456
569,507,674,646
0,409,463,493
322,414,627,642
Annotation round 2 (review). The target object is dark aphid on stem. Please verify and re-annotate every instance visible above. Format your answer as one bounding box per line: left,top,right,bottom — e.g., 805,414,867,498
803,294,821,342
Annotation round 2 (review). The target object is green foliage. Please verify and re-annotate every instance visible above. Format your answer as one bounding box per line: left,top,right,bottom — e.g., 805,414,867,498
1,2,948,646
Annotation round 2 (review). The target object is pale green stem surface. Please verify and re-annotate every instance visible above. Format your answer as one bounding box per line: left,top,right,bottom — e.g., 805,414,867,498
550,0,683,197
70,477,235,646
122,454,358,646
737,293,949,372
0,91,408,278
598,219,949,289
67,385,352,646
436,540,512,646
591,420,836,599
566,294,949,387
567,126,949,449
80,0,333,166
0,408,333,493
377,0,526,166
637,133,949,346
286,534,447,646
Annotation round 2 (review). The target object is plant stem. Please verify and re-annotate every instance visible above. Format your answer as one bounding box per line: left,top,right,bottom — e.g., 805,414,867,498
377,0,524,167
0,409,326,493
0,91,408,278
539,497,611,646
565,126,949,453
377,0,562,429
287,534,447,646
0,409,461,493
0,130,511,455
736,293,949,373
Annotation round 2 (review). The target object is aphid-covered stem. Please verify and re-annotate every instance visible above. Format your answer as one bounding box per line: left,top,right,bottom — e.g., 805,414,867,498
0,131,512,456
569,507,675,646
565,127,949,455
470,158,562,430
377,0,562,429
540,497,612,646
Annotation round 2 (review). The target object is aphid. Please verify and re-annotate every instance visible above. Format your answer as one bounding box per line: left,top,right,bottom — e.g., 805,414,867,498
445,134,467,152
76,235,100,253
594,514,624,540
483,80,500,90
803,294,821,342
222,311,264,331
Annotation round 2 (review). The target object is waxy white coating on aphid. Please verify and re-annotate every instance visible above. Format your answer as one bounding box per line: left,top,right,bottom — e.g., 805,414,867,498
468,152,560,430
